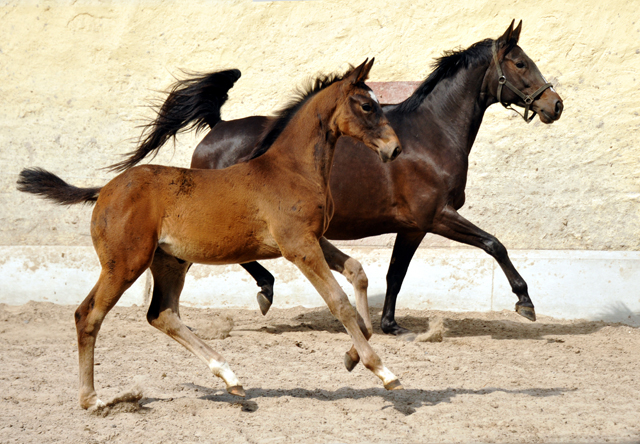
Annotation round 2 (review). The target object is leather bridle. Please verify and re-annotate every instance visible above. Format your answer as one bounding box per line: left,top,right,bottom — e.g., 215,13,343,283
491,41,553,123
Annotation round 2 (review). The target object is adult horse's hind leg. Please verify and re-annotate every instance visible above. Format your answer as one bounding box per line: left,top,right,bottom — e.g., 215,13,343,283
240,262,275,316
147,248,244,396
319,237,372,372
432,205,536,321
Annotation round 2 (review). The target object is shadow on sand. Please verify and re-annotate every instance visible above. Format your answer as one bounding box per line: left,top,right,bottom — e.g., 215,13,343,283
236,306,621,340
145,383,573,416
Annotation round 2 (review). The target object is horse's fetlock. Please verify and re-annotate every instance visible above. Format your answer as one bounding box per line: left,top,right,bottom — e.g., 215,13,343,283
513,279,528,295
483,238,506,258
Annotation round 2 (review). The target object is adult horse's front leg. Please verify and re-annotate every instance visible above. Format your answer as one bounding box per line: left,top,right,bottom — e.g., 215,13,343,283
381,232,426,336
432,206,536,321
281,237,402,390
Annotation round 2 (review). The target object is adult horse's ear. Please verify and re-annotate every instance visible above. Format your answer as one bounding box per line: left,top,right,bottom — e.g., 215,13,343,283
498,19,515,44
498,19,521,53
511,20,522,45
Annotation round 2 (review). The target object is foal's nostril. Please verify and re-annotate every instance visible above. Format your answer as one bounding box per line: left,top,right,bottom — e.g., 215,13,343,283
555,100,564,117
390,145,401,161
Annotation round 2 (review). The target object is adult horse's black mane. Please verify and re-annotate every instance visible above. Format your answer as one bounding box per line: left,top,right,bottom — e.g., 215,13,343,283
250,65,367,160
395,39,493,113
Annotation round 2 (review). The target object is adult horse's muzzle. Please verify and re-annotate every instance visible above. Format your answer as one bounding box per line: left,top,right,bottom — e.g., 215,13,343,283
532,90,564,124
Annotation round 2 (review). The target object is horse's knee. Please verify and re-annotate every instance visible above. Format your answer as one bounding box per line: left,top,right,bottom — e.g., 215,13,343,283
345,258,368,289
330,297,357,323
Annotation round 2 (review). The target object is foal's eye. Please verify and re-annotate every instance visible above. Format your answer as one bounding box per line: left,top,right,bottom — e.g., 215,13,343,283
361,103,372,112
515,61,525,69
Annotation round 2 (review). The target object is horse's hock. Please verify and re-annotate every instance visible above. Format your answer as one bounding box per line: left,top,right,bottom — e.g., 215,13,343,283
1,0,639,325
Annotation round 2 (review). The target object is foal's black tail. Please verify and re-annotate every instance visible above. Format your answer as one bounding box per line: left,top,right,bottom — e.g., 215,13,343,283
107,69,242,173
17,168,101,205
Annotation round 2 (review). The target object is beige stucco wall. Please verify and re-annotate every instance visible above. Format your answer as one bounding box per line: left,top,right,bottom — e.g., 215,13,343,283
2,0,639,251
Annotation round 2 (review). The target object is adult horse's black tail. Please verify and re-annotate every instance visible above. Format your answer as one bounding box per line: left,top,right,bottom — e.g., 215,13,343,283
17,168,102,205
108,69,242,172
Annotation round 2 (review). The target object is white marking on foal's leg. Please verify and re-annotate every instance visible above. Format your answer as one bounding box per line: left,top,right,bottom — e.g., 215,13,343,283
374,366,398,386
88,398,106,412
208,359,241,388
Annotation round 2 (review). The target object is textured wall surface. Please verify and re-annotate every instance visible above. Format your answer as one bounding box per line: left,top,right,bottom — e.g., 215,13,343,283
1,0,639,251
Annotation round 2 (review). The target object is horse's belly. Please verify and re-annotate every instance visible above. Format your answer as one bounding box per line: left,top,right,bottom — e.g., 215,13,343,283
158,230,281,265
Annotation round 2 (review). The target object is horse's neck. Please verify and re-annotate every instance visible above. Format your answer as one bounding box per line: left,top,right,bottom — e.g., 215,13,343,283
414,60,492,157
264,95,339,188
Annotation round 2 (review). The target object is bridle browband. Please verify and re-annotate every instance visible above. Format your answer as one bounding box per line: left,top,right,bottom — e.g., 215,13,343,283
491,41,553,123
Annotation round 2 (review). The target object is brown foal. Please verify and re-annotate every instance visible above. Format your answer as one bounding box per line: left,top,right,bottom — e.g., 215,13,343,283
17,59,403,410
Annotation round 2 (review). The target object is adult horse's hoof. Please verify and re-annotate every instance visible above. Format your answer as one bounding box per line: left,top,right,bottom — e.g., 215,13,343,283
227,385,246,397
384,379,404,391
344,350,360,372
257,292,272,316
515,304,536,322
381,320,414,337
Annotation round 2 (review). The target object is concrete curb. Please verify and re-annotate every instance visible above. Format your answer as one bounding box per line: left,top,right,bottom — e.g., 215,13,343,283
1,246,639,326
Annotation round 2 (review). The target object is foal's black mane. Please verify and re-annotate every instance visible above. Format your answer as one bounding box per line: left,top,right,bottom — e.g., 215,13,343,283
396,39,494,114
249,66,363,160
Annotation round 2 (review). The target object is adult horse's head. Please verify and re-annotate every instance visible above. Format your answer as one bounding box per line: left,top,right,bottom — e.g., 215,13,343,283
489,20,563,124
333,59,402,162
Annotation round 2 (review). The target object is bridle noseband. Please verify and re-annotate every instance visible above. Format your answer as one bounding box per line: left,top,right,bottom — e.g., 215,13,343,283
491,41,553,123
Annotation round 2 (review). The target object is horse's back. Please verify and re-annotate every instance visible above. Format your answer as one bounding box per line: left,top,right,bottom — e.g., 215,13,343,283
191,116,269,169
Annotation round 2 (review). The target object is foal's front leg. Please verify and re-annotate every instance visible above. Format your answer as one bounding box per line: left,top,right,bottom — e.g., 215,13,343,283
281,238,402,390
319,237,372,372
432,205,536,321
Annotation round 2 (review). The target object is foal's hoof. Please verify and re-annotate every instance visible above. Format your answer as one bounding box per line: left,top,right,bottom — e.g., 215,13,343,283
257,292,272,316
515,304,536,322
344,351,360,372
227,385,246,397
384,379,404,391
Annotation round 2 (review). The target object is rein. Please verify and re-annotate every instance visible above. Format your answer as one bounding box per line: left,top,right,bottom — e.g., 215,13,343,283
491,41,552,123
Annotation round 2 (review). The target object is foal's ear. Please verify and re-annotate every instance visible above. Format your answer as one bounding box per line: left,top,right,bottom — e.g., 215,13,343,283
347,58,375,85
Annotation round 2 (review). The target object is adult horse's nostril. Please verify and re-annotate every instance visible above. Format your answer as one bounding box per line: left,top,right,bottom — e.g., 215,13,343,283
555,100,564,118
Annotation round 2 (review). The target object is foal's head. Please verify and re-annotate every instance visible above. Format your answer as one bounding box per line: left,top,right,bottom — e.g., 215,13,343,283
489,20,564,123
331,59,402,162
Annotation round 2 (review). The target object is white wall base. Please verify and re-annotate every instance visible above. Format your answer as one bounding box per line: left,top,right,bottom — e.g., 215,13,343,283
1,246,639,326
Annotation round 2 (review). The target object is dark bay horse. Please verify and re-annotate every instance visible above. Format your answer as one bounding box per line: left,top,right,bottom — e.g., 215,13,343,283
109,21,564,336
17,59,403,410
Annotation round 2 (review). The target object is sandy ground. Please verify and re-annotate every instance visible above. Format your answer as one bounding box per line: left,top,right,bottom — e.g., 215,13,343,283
1,301,639,444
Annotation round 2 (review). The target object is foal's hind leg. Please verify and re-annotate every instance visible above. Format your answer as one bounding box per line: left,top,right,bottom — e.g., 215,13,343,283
319,238,372,372
147,248,244,396
432,205,536,321
75,263,150,409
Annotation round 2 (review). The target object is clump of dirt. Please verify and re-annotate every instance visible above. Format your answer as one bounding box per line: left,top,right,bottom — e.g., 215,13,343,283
92,386,144,417
196,314,234,340
415,316,445,342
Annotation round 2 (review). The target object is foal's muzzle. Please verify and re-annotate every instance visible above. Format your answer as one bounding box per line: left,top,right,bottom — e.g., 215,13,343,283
378,140,402,163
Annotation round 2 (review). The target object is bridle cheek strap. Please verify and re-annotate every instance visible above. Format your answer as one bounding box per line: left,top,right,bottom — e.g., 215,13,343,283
492,41,553,123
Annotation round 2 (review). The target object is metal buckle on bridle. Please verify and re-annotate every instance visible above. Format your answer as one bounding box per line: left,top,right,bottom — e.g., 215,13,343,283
491,41,552,123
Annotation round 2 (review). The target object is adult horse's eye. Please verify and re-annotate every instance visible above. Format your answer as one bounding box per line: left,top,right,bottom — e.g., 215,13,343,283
361,103,372,112
515,61,525,69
